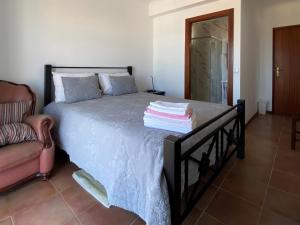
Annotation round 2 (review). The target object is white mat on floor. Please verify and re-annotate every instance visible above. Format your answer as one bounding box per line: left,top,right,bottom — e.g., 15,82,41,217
72,169,111,208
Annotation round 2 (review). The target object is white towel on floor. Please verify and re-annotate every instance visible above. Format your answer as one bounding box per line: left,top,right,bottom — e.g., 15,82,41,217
72,170,111,208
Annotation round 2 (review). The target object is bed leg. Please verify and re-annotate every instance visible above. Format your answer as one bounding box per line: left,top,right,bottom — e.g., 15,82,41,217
164,135,182,225
237,99,245,159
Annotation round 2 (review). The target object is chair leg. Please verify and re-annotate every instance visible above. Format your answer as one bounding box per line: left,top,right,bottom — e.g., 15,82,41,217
291,118,296,150
40,173,51,181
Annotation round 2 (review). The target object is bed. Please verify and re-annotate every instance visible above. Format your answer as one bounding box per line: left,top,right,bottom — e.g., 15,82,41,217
44,65,245,225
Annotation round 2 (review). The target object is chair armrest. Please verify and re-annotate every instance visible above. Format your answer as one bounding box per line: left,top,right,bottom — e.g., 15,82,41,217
25,115,55,148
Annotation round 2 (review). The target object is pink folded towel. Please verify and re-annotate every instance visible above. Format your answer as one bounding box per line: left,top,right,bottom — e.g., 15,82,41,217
146,108,193,120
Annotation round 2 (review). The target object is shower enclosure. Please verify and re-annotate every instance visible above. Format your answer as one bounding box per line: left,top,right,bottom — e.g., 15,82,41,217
189,17,229,105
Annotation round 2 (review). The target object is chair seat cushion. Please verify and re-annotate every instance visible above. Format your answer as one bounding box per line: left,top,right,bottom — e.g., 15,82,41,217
0,123,37,147
0,141,43,172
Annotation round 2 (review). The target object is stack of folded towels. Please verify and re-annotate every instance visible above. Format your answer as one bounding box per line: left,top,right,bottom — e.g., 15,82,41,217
144,101,196,133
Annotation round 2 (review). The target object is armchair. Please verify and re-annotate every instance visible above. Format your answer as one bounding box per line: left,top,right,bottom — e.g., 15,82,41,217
0,81,55,192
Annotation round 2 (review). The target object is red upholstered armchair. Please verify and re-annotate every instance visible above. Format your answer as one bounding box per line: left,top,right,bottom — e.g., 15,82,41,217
0,81,55,191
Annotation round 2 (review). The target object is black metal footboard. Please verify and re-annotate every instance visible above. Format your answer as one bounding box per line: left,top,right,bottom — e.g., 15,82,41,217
164,99,245,225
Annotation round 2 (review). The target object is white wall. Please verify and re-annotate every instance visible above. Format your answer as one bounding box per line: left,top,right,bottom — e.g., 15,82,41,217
0,0,153,109
2,0,296,119
0,4,8,77
152,0,300,121
256,0,300,111
240,0,261,121
152,0,241,107
149,0,216,16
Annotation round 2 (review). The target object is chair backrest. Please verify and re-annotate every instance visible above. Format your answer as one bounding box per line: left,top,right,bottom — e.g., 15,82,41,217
0,80,36,115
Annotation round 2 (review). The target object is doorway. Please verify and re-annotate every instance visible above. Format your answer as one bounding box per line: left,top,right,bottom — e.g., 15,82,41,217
273,25,300,115
185,9,234,106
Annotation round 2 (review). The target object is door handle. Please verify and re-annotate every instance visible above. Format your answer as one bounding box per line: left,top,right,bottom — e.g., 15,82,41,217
274,67,281,78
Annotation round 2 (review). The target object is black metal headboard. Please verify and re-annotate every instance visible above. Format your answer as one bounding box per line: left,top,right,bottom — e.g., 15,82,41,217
44,64,133,106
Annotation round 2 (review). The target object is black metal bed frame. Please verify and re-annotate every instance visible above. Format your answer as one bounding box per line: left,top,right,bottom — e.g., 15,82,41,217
44,64,245,225
164,100,245,225
44,64,132,106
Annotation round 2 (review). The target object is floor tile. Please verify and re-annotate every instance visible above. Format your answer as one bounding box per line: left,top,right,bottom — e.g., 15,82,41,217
50,163,79,192
245,143,277,160
279,133,292,148
246,126,280,143
0,196,9,220
0,218,13,225
279,145,300,152
259,208,299,225
6,180,56,214
222,171,267,206
213,168,229,187
279,133,300,150
241,150,274,169
281,126,292,135
264,187,300,223
131,218,146,225
246,134,278,151
62,184,97,215
63,218,82,225
270,170,300,196
13,195,74,225
182,207,202,225
213,156,236,187
195,185,218,212
79,204,136,225
196,213,224,225
0,115,299,225
206,190,260,225
231,160,272,184
274,151,300,177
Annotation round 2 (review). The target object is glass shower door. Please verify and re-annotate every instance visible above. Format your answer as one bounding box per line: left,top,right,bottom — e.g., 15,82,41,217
189,17,228,105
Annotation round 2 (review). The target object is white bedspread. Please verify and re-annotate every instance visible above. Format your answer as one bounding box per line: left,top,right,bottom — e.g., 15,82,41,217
44,93,233,225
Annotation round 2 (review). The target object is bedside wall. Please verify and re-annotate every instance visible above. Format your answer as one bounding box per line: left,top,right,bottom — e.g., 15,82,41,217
0,0,153,110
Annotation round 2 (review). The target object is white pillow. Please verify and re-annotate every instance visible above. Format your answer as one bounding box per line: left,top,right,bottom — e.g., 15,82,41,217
98,72,130,95
52,72,95,102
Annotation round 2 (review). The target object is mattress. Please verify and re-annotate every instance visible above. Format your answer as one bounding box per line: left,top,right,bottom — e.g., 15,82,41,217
44,92,234,225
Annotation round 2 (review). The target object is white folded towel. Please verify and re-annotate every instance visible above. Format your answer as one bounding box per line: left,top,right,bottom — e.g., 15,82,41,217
148,101,190,116
144,121,195,133
150,101,190,110
144,101,196,133
148,106,189,116
144,113,195,125
144,113,197,133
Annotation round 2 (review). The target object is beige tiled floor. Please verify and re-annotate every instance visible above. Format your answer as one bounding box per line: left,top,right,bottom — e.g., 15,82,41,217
0,115,299,225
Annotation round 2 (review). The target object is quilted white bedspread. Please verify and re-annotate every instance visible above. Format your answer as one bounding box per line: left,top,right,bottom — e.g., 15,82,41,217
44,93,232,225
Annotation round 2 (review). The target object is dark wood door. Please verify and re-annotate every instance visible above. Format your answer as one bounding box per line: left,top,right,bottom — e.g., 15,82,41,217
185,9,234,106
273,25,300,114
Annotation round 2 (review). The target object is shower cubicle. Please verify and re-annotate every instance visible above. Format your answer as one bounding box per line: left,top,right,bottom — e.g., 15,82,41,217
190,17,229,105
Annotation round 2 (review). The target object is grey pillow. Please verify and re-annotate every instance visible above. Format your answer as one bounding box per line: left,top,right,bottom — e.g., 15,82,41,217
109,76,138,96
62,76,102,103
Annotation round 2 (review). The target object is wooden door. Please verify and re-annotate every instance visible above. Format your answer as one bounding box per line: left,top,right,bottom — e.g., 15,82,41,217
273,25,300,114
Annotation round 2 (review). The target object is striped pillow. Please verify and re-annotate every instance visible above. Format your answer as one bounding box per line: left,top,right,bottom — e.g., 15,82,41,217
0,123,37,147
0,101,32,125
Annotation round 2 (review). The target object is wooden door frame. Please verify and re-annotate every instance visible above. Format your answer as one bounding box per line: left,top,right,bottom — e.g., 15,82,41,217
272,24,300,114
184,8,234,106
